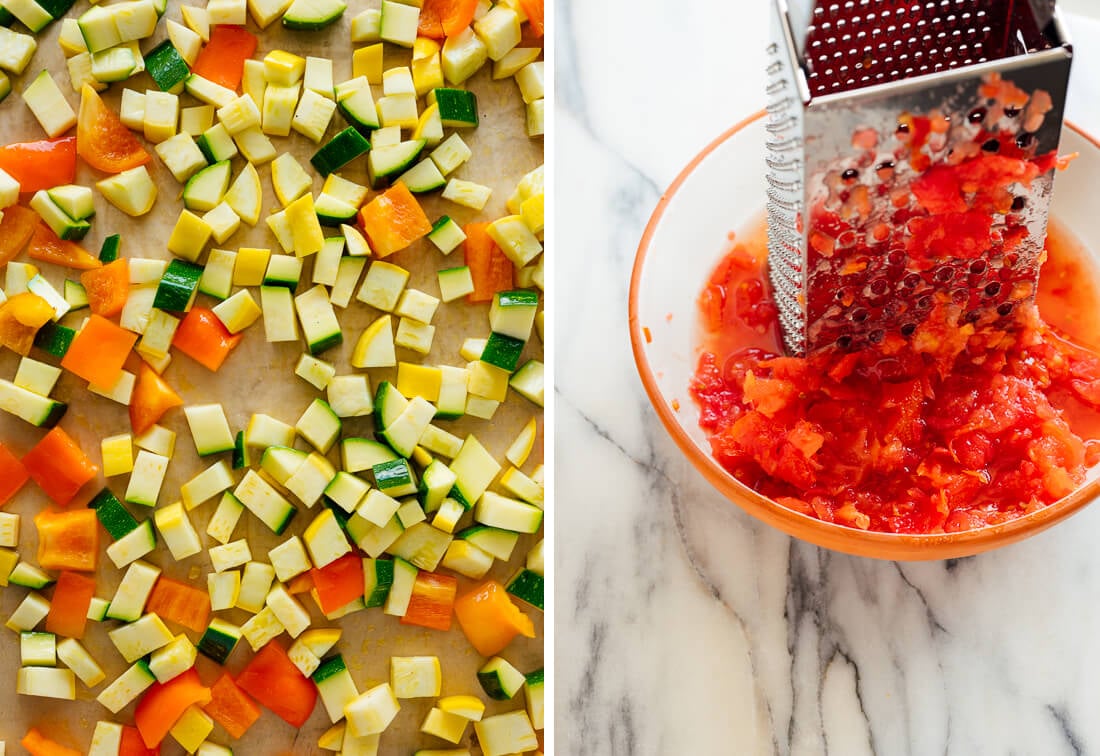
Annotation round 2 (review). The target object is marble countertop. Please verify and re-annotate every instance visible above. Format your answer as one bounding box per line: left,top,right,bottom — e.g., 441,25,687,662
555,2,1100,754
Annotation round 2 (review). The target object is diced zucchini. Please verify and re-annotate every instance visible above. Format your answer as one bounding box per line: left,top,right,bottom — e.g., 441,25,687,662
379,0,417,46
344,682,401,737
237,560,275,613
334,75,379,131
18,666,75,700
368,139,424,188
474,710,538,756
105,519,156,568
206,491,244,544
295,284,344,354
314,654,360,722
197,617,241,664
145,39,190,91
429,88,478,127
282,0,345,30
234,470,297,534
184,403,235,456
441,27,487,84
382,557,417,616
207,570,240,611
97,660,155,713
311,126,371,177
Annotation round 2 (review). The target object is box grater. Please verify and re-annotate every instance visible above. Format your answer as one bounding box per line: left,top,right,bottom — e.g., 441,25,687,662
765,0,1073,356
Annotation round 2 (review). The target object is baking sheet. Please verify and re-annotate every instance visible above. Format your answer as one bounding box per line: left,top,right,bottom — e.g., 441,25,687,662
0,6,544,753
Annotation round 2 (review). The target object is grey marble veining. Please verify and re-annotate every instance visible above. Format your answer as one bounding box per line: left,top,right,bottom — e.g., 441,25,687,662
555,1,1100,754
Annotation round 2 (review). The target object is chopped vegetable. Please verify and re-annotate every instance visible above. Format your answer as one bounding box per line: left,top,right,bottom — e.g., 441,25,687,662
0,137,76,193
45,570,96,638
464,221,514,302
80,258,129,316
401,570,457,631
22,426,98,506
133,667,212,748
35,508,99,571
203,672,262,739
453,579,535,656
77,85,151,173
27,222,101,269
418,0,478,38
172,307,244,371
235,640,318,727
358,181,432,257
60,313,137,387
191,25,258,90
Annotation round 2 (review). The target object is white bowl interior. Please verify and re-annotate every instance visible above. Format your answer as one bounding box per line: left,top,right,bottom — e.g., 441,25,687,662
634,118,1100,483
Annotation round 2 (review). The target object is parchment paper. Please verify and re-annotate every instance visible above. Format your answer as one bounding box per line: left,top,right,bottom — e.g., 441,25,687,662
0,5,544,753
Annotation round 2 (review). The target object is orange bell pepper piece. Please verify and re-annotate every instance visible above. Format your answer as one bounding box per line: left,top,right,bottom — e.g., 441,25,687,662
311,553,365,614
0,205,39,266
172,307,243,371
146,575,211,633
20,728,82,756
35,508,99,571
134,667,212,748
418,0,478,38
118,725,158,756
61,313,137,387
401,570,457,631
453,579,536,656
76,85,151,174
358,182,432,258
130,362,183,435
203,673,262,739
45,570,96,638
287,571,313,594
235,641,317,727
517,0,544,36
0,137,77,193
27,223,102,270
0,291,54,355
465,221,515,303
0,442,30,505
22,427,98,506
80,257,129,317
191,26,257,90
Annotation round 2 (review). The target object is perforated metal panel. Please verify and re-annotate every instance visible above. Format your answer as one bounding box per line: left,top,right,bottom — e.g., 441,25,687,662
766,0,1072,356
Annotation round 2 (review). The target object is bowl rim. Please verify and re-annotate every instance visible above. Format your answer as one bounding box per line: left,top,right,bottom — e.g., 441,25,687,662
628,110,1100,560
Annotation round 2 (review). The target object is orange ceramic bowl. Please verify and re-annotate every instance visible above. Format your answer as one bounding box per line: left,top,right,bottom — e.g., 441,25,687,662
629,111,1100,560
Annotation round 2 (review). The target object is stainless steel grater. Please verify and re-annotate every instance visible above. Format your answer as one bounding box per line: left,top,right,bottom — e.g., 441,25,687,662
765,0,1073,356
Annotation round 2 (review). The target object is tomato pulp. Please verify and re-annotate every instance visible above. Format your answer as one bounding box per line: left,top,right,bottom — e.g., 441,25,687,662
690,219,1100,535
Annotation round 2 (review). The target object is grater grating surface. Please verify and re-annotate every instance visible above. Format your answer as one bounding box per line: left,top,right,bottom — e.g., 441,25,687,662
766,0,1072,356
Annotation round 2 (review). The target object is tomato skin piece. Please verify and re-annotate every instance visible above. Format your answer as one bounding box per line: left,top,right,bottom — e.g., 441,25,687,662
0,138,77,193
77,84,151,174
